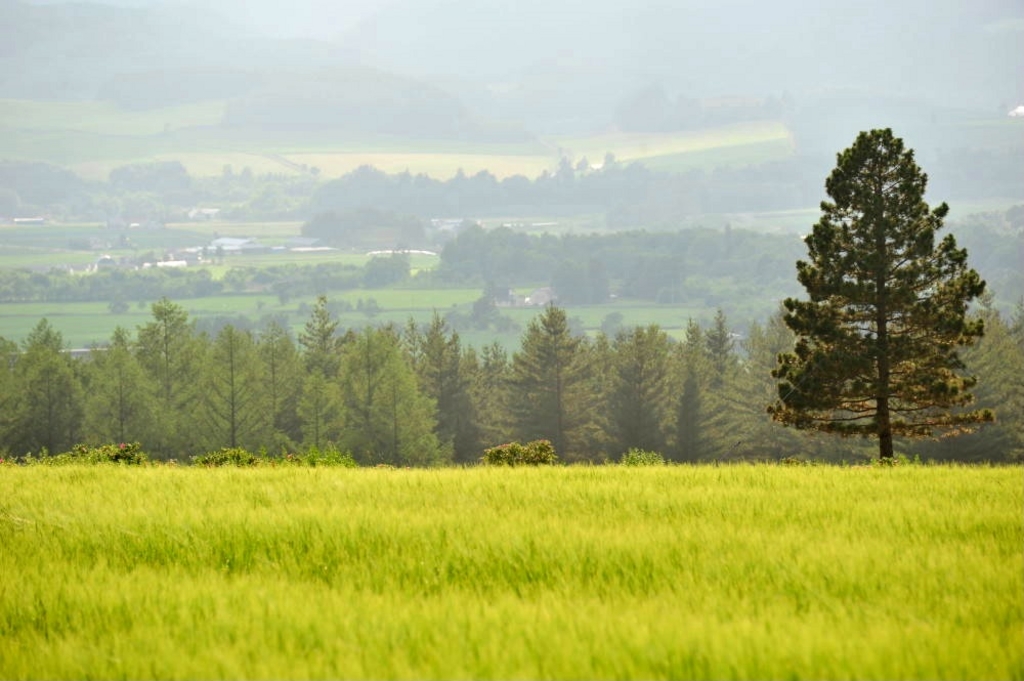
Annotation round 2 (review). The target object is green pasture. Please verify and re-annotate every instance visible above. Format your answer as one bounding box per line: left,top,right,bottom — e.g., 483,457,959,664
0,287,479,348
0,464,1019,680
0,288,773,350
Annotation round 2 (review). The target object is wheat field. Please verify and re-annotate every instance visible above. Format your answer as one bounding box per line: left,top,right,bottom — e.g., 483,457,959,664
0,464,1020,679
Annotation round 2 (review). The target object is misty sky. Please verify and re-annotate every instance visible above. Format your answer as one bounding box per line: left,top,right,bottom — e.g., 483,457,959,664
18,0,1024,110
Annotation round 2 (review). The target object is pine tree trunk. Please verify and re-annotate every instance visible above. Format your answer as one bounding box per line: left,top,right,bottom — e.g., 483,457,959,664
877,399,895,460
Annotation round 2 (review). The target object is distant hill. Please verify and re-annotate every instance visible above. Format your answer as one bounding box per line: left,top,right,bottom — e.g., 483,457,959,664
338,0,1024,133
0,0,518,140
1,0,1021,191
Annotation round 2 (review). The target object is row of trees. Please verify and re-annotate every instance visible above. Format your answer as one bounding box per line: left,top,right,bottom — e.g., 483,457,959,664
0,259,387,304
2,296,1021,464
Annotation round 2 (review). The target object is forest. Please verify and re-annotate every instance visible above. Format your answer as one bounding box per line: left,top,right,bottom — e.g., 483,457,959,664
2,295,1021,466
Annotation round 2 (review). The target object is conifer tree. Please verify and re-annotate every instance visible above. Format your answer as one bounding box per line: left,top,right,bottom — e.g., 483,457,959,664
704,309,736,388
298,373,340,449
82,326,155,445
470,341,512,450
299,295,342,379
672,319,710,462
770,129,990,460
0,336,19,451
609,325,673,455
8,320,83,455
338,326,444,466
136,298,204,457
257,322,304,449
201,325,268,450
407,313,479,463
509,305,591,460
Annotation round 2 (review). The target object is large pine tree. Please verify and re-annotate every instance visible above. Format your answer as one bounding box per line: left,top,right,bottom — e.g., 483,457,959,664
770,128,990,460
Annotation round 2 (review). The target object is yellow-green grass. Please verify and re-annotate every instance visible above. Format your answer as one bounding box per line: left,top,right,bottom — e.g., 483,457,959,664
638,137,795,173
556,120,795,166
0,465,1019,680
1,97,798,180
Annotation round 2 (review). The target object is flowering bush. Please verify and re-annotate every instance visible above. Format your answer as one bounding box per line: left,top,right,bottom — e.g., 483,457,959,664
481,440,559,466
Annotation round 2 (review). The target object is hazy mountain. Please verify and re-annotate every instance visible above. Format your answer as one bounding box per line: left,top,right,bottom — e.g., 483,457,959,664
3,0,1022,143
339,0,1024,131
0,0,363,100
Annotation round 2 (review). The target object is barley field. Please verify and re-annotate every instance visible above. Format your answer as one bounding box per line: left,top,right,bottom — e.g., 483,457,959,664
0,464,1020,679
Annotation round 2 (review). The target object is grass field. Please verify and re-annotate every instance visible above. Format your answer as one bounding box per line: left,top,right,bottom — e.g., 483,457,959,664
0,97,799,180
0,290,761,350
0,464,1019,679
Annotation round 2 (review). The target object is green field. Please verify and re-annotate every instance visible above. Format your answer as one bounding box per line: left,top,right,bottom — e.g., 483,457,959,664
0,289,765,350
0,98,798,180
0,464,1019,679
0,285,483,348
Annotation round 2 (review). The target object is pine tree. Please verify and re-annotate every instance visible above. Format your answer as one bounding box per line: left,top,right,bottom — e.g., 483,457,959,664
770,129,990,460
338,326,444,466
299,295,342,379
298,373,340,449
407,313,479,463
704,309,736,388
608,325,674,455
200,325,268,450
136,298,204,458
470,341,512,451
257,322,304,449
8,319,83,455
81,326,155,445
672,319,710,462
0,336,19,452
509,305,592,460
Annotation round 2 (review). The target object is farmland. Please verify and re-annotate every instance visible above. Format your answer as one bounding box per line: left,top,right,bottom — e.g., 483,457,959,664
0,97,796,180
0,216,793,349
0,464,1019,679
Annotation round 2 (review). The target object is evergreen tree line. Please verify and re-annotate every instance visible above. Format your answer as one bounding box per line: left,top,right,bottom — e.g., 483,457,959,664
2,296,1021,464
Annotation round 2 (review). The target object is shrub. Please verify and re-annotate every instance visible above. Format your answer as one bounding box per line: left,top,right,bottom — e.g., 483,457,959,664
482,440,559,466
619,448,665,466
24,442,149,466
280,444,358,468
192,447,261,467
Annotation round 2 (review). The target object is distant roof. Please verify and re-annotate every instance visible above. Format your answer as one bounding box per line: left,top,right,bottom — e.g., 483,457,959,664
210,237,254,248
